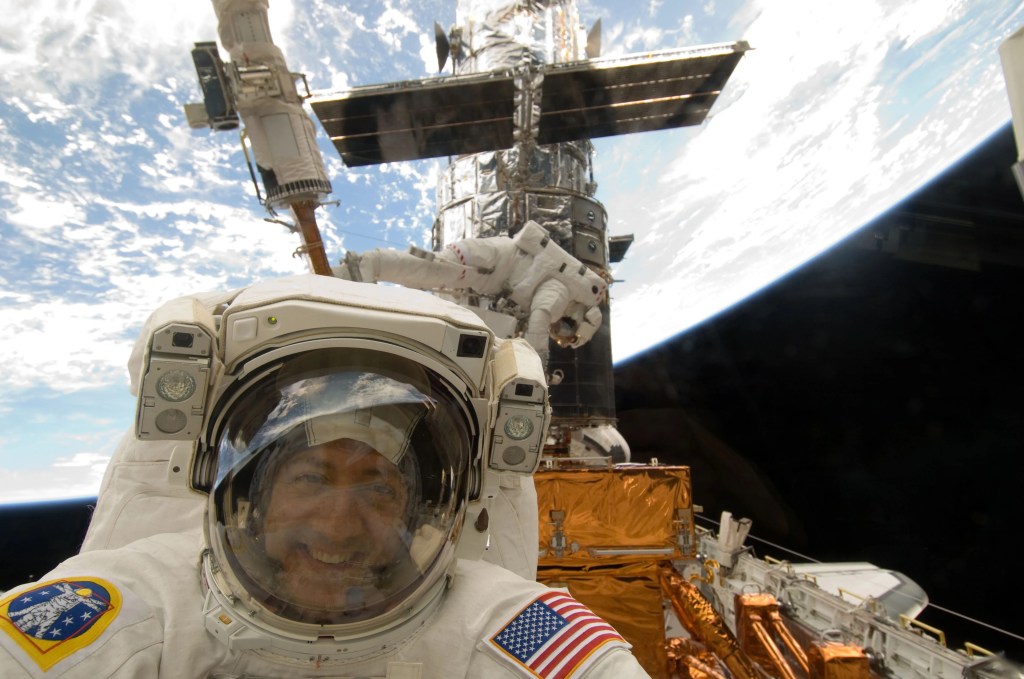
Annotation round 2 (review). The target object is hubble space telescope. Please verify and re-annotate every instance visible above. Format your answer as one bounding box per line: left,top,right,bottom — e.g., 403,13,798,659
176,0,1023,676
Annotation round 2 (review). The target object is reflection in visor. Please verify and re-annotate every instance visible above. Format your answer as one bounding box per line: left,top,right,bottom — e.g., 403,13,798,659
215,371,432,488
209,349,470,626
259,438,417,617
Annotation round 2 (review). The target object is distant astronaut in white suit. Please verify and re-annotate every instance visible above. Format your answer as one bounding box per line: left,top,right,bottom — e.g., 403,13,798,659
336,220,608,368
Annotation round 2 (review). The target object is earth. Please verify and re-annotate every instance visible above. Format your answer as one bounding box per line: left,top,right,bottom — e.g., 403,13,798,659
0,0,1018,500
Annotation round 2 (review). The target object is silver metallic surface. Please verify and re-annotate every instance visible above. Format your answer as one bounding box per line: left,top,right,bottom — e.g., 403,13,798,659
452,0,585,73
434,142,597,243
437,0,614,423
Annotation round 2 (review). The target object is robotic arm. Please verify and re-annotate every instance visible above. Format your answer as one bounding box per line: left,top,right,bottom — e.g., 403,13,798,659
185,0,334,274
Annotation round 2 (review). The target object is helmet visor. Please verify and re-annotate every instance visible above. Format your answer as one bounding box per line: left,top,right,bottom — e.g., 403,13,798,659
209,348,471,625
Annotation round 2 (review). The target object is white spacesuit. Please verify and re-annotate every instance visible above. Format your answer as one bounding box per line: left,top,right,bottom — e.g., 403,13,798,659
79,286,539,582
337,221,608,367
0,275,647,678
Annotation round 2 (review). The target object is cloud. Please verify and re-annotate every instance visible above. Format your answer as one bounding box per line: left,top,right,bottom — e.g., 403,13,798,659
604,0,1013,361
7,194,83,233
0,0,216,110
0,452,110,504
889,0,967,48
0,182,308,393
0,403,124,505
0,301,137,392
375,4,420,52
53,452,112,468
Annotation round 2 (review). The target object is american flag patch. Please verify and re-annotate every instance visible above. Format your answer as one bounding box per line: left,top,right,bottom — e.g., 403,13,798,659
486,591,630,679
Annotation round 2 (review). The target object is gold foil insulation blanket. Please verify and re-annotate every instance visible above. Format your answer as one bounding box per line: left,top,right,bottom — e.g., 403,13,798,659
538,562,666,676
734,594,869,679
736,593,807,679
807,643,871,679
660,567,760,679
665,638,730,679
535,465,694,562
535,466,694,677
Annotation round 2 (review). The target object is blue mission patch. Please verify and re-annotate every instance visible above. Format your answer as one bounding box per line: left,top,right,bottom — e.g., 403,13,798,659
0,577,126,671
6,580,114,643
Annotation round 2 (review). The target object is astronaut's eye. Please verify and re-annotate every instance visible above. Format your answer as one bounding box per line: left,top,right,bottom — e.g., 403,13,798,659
292,472,327,485
369,483,398,498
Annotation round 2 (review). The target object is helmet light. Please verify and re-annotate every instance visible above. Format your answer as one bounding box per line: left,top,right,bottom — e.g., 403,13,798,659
156,369,198,402
503,415,535,441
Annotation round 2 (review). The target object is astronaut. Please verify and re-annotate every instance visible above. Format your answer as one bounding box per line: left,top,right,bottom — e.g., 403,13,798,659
336,220,608,367
79,288,538,582
0,274,648,678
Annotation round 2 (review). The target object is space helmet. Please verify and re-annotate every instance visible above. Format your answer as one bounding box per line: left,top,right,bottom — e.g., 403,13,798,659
205,347,472,634
133,275,550,660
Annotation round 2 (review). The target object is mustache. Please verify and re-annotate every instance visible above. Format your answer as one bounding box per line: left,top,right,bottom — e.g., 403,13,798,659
265,526,410,564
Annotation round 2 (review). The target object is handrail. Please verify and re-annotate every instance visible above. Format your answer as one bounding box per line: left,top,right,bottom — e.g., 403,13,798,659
837,587,880,614
899,614,947,647
964,642,994,658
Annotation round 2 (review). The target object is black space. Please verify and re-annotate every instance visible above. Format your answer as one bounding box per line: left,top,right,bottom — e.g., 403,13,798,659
615,123,1024,659
3,125,1022,659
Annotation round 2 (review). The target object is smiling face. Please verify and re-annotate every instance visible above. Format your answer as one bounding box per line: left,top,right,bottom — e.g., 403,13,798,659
260,438,412,614
209,351,474,626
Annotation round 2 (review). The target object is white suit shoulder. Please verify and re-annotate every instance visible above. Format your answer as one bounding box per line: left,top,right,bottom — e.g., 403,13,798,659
0,531,227,679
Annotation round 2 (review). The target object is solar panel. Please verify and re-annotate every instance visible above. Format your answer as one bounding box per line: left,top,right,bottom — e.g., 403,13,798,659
538,45,746,143
310,41,749,167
